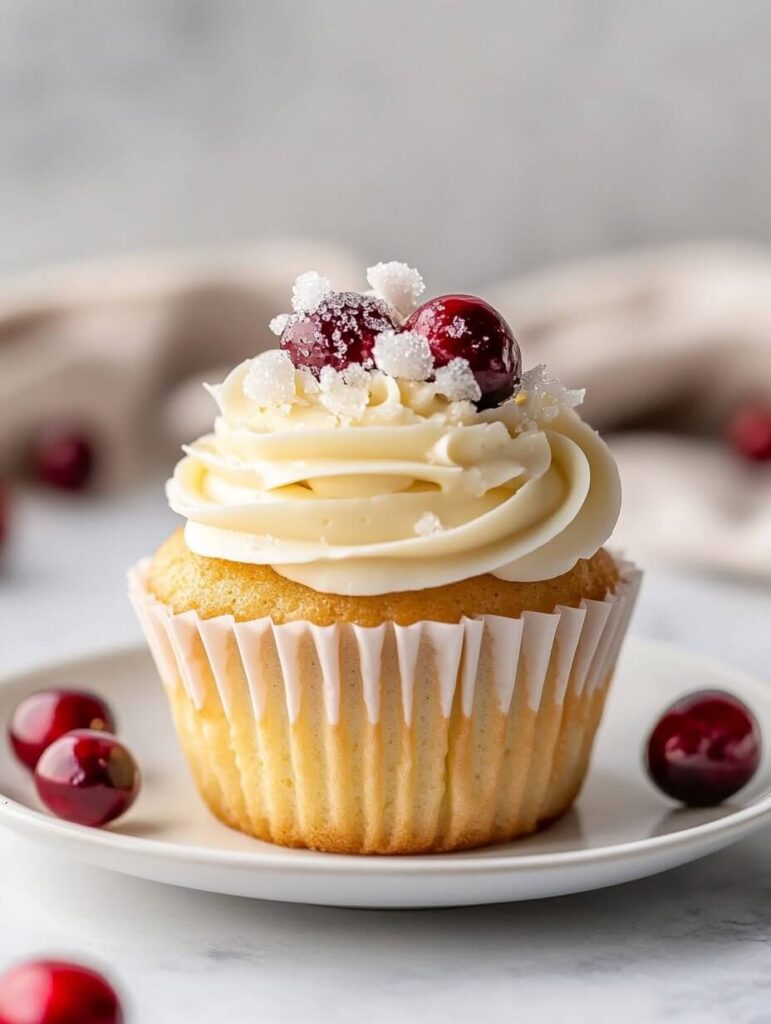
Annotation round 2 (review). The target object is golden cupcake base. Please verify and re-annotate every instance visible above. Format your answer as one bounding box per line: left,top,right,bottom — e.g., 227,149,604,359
130,559,639,855
166,658,612,854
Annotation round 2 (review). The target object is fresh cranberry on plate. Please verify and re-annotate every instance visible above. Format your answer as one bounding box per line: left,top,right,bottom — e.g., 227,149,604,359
0,959,122,1024
646,690,761,806
33,429,94,491
9,690,115,771
404,294,521,408
281,292,396,373
34,730,140,827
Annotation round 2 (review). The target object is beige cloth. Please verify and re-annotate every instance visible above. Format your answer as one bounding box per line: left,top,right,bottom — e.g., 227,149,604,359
490,245,771,581
1,241,769,580
0,240,360,482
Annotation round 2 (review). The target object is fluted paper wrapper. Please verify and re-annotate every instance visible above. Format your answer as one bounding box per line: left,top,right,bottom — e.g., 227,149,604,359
129,561,641,854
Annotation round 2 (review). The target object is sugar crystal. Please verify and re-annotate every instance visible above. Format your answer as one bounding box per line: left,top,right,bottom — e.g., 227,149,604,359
513,365,585,426
414,511,443,537
366,262,425,320
269,313,291,336
433,358,482,403
291,271,333,314
319,364,371,420
297,367,321,395
243,350,297,407
373,330,434,381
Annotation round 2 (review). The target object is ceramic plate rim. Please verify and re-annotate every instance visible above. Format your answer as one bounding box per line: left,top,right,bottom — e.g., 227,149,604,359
0,638,770,877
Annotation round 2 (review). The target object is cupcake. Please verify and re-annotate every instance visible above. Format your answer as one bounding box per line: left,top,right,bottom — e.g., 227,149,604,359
129,262,640,854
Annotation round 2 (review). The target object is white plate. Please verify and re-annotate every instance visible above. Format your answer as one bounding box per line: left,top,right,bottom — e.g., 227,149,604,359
0,638,768,908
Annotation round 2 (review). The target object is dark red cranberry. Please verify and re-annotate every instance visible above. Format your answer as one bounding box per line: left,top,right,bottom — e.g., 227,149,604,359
0,482,8,549
0,960,122,1024
404,294,521,408
34,730,140,827
33,429,94,491
280,292,396,373
728,402,771,463
9,690,115,772
646,691,761,806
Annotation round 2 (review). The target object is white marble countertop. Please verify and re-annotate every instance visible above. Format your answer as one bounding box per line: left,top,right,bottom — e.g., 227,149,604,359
1,482,770,1023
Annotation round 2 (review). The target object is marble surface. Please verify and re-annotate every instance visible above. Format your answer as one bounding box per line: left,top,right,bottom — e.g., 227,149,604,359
1,482,771,1023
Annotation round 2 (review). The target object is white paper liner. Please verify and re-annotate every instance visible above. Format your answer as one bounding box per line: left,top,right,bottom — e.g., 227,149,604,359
128,558,641,852
129,561,641,726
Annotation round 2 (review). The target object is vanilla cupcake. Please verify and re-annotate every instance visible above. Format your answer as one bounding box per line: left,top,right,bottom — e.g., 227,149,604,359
129,263,640,854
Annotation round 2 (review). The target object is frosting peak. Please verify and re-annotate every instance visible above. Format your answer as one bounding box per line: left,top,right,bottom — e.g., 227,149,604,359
166,358,621,595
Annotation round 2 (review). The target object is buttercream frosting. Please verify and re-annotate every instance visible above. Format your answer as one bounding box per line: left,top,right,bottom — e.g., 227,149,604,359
166,356,621,596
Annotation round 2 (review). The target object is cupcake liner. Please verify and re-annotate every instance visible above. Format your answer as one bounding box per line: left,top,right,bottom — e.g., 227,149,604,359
128,560,641,854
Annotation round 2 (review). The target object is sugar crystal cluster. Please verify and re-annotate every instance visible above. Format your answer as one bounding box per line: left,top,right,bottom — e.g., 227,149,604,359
366,261,425,321
433,358,482,403
291,271,332,314
414,511,444,537
512,365,585,429
269,313,291,337
243,350,297,407
373,330,434,381
319,365,371,420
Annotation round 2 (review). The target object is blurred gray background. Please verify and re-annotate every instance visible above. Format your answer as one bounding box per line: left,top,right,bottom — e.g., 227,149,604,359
3,0,771,287
3,11,771,1022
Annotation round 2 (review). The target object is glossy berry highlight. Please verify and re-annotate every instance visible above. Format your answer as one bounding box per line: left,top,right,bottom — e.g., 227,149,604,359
34,730,140,827
646,691,761,806
405,294,521,408
0,959,122,1024
9,690,115,771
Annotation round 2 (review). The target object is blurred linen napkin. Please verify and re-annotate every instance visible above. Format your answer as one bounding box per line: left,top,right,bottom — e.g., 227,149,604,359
0,241,769,581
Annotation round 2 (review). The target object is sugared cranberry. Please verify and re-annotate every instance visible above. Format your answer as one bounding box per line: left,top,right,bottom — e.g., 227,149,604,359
404,294,521,408
0,960,122,1024
34,730,140,827
728,401,771,463
280,292,396,373
9,690,115,772
646,691,761,806
33,429,94,491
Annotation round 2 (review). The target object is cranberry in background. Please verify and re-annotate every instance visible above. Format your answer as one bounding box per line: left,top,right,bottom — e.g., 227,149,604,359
32,429,94,491
34,730,140,828
0,482,8,549
646,690,761,807
0,959,122,1024
9,690,115,772
727,401,771,463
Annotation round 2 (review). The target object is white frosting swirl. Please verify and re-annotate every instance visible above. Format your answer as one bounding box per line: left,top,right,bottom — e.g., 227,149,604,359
166,359,621,596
